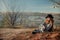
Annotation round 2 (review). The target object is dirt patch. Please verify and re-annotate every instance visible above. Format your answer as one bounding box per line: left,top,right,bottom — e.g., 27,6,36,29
11,32,60,40
0,28,60,40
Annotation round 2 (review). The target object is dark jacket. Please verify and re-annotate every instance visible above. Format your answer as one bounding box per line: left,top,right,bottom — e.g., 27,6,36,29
43,23,53,32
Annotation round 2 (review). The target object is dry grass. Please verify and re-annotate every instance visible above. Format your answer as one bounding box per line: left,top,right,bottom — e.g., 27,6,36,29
0,28,60,40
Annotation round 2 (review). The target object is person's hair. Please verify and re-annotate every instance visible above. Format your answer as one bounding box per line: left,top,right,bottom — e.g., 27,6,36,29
45,14,54,19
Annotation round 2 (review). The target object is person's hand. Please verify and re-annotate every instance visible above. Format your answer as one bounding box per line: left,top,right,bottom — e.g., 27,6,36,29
50,20,53,26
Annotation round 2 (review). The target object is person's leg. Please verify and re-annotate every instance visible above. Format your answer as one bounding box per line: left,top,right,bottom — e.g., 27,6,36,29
32,29,40,34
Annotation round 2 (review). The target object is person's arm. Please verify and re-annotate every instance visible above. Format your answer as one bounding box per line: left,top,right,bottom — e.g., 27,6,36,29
46,20,54,31
50,20,54,31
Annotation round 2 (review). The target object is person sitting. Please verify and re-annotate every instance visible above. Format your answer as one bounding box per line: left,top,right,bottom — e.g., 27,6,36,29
32,14,54,34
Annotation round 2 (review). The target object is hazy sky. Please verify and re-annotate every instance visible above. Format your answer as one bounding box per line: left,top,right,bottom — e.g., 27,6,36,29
0,0,60,13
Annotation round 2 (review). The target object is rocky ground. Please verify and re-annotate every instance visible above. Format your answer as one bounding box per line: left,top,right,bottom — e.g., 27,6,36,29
0,28,60,40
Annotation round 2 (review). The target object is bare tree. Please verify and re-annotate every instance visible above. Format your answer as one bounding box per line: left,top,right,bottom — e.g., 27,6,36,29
49,0,60,8
2,12,21,28
0,0,23,28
